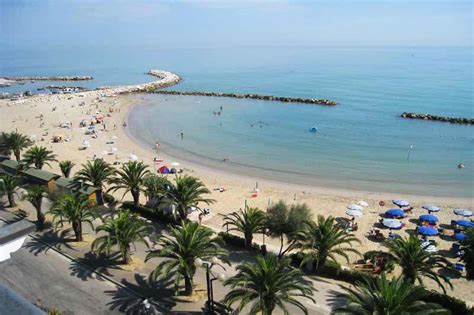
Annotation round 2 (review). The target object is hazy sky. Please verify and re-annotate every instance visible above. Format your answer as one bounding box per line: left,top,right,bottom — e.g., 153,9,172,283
1,0,472,48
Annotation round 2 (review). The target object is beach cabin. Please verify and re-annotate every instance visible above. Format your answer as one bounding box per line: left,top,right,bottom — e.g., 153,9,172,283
21,168,60,192
0,159,60,192
0,159,19,176
54,177,99,203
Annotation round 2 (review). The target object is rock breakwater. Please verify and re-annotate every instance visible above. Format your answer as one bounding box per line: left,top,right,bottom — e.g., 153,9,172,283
2,75,93,81
152,90,337,106
401,112,473,125
97,70,181,94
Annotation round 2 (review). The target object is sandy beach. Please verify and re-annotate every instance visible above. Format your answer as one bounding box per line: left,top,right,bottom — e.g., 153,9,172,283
0,70,472,303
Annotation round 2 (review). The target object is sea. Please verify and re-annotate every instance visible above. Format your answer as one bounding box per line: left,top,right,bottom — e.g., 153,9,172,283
1,25,472,198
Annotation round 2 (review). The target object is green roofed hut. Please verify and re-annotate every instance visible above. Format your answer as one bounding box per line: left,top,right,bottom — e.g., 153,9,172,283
21,168,60,191
0,159,20,176
1,159,60,192
55,177,99,202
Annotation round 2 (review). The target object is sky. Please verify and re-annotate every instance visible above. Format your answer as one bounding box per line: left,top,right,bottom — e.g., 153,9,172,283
0,0,472,48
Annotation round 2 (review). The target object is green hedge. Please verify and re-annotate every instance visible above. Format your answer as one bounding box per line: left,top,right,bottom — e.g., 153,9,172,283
218,232,262,252
423,291,472,314
121,201,176,224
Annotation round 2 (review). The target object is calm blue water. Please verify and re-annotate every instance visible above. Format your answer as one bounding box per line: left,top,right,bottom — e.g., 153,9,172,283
1,40,473,197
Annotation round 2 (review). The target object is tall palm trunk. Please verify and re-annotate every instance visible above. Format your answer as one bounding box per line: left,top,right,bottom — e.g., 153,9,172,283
263,299,276,315
244,232,253,248
7,193,16,207
278,235,284,258
96,188,104,206
14,149,20,161
72,221,83,241
121,245,131,264
316,253,328,272
184,272,194,296
131,189,140,207
37,209,45,230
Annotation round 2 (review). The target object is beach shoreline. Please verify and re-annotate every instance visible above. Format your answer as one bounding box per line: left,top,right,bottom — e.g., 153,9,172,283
123,98,472,206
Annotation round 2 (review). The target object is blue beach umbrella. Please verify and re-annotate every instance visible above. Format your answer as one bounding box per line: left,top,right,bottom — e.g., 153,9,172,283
455,232,468,241
417,226,438,236
453,209,473,217
385,208,405,218
419,214,439,223
422,204,441,212
393,199,410,207
454,220,474,228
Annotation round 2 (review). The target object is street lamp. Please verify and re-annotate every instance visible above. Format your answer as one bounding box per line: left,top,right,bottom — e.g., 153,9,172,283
195,256,226,314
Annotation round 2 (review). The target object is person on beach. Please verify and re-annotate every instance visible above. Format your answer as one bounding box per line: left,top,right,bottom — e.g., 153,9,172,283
180,129,184,139
156,142,160,154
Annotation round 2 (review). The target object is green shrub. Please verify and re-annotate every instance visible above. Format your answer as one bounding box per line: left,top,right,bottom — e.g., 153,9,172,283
121,201,176,224
423,291,472,314
218,232,261,252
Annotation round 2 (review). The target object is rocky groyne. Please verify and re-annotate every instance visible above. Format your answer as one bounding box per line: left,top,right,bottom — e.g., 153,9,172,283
97,70,181,95
2,75,93,81
401,112,473,125
152,90,337,106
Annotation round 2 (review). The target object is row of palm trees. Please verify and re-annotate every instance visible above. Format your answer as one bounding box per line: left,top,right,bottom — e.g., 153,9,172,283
8,185,463,314
223,204,361,269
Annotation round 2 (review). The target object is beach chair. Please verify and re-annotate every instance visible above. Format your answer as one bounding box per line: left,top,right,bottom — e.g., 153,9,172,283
454,263,465,273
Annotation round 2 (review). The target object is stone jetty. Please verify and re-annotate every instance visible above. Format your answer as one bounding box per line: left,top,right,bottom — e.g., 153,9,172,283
97,70,181,94
2,75,93,81
401,112,473,125
152,90,337,106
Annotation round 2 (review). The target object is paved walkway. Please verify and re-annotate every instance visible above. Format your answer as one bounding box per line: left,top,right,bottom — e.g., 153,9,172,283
1,197,344,314
0,237,136,314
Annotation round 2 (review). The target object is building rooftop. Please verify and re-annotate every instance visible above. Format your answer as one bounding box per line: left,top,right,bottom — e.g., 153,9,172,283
55,177,98,196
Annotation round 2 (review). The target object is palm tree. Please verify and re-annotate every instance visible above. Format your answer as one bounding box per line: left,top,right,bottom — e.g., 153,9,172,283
2,131,32,161
92,210,150,264
223,254,316,315
222,206,266,248
295,215,361,271
21,145,57,169
461,228,474,279
109,161,150,207
146,221,228,296
23,185,48,229
59,160,75,178
384,235,453,293
49,194,97,241
143,174,170,202
334,274,448,314
161,175,214,221
75,159,115,205
0,174,20,207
